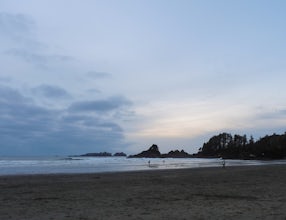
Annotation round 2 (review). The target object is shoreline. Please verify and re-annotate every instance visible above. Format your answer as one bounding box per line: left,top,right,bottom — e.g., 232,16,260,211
1,156,286,177
0,160,285,177
1,164,286,219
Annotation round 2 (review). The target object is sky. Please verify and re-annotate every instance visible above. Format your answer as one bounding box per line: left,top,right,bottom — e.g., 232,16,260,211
1,0,286,156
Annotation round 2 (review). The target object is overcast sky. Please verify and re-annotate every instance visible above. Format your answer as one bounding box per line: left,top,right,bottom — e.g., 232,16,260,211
1,0,286,156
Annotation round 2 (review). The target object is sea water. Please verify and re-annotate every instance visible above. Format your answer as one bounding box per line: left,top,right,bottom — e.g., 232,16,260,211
0,156,286,176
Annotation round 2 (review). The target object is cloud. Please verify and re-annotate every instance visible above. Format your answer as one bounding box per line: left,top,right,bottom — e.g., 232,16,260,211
0,12,132,156
1,13,73,70
262,109,286,119
86,71,112,79
5,48,73,69
0,76,11,83
61,115,122,130
0,13,134,156
0,85,129,156
249,107,286,122
0,12,43,50
32,84,71,99
69,96,132,113
86,88,102,94
0,12,35,39
0,85,30,103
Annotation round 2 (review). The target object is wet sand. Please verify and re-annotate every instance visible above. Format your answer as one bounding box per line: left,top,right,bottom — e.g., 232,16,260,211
0,165,286,220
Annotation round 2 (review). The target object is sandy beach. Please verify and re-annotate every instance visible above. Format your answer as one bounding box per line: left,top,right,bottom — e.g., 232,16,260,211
0,165,285,220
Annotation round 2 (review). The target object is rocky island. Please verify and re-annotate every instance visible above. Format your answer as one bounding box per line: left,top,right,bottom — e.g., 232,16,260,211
128,144,194,158
80,152,127,157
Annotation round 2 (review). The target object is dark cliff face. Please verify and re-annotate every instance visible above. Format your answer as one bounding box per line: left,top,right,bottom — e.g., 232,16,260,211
129,144,161,158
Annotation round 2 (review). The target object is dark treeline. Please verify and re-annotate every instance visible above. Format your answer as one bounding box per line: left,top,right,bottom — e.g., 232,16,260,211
196,132,286,159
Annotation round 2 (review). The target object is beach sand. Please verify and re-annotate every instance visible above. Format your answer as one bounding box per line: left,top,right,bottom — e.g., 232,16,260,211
0,165,285,220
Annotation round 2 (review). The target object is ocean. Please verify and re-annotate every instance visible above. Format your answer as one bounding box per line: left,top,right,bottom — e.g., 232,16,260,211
0,156,286,176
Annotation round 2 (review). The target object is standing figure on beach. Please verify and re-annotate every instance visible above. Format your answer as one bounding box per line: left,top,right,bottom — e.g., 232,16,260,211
222,159,226,168
148,160,151,167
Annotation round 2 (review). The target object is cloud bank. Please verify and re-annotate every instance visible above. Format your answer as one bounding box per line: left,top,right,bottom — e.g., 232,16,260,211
0,85,132,156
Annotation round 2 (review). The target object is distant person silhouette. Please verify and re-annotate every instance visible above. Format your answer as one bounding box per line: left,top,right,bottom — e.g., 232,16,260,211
222,159,226,168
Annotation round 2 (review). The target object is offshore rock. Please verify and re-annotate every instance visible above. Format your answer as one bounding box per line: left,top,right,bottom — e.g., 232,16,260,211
81,152,112,157
129,144,161,158
162,150,192,158
113,152,127,157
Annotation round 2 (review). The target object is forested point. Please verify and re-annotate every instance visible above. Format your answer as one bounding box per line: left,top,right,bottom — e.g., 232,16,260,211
196,132,286,159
